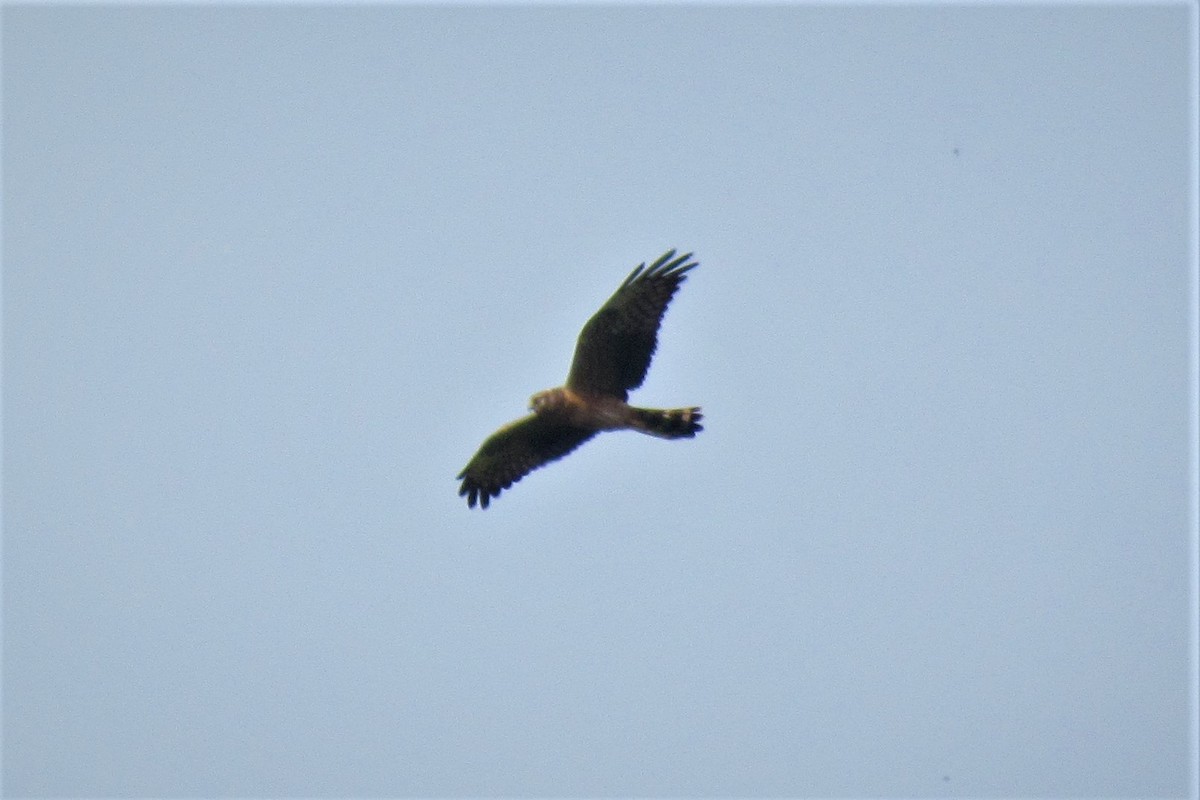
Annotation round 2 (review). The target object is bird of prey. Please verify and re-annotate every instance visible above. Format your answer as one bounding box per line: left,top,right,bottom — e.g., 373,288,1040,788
457,249,702,508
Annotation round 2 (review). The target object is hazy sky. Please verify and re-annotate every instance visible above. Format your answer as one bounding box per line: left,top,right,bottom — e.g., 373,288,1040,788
3,4,1195,797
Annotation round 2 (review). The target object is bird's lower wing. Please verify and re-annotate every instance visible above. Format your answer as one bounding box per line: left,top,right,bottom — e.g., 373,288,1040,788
457,414,597,508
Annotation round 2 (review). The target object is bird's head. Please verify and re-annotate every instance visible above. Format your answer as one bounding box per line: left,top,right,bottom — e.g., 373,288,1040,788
529,388,562,414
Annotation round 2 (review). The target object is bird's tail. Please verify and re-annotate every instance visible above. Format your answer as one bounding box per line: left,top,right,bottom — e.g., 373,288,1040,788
629,406,703,439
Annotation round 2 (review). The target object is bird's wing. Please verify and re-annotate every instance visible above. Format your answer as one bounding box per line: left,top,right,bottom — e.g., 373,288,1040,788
457,414,597,508
565,250,697,400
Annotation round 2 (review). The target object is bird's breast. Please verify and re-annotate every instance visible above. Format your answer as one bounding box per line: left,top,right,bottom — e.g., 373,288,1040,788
535,388,630,431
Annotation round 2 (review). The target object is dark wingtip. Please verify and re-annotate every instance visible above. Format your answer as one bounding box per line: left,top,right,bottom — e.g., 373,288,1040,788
649,249,677,270
629,249,697,283
458,477,499,509
621,263,647,289
458,475,481,509
656,249,697,279
622,249,700,288
670,251,697,274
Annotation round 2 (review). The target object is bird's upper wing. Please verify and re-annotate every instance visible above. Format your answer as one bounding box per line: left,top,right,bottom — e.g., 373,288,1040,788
457,414,597,508
565,250,697,400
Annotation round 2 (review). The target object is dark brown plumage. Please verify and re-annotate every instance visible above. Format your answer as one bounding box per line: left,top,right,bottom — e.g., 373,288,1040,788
457,418,596,510
457,250,701,509
566,250,697,400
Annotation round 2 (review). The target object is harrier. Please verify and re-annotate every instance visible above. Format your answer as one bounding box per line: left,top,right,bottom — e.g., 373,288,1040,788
457,249,702,508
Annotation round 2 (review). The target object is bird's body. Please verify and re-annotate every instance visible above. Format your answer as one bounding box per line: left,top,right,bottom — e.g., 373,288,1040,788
529,387,631,430
456,249,703,509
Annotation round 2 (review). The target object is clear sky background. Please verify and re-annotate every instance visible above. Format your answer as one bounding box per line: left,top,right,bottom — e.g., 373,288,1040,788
2,4,1196,797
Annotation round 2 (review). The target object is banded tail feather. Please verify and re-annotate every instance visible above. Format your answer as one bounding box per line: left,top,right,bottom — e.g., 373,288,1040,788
630,406,703,439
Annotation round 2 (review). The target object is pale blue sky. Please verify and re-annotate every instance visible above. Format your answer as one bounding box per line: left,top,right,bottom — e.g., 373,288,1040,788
2,4,1196,797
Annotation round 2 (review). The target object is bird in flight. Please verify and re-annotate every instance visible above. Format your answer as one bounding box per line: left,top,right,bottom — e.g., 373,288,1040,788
457,249,703,508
